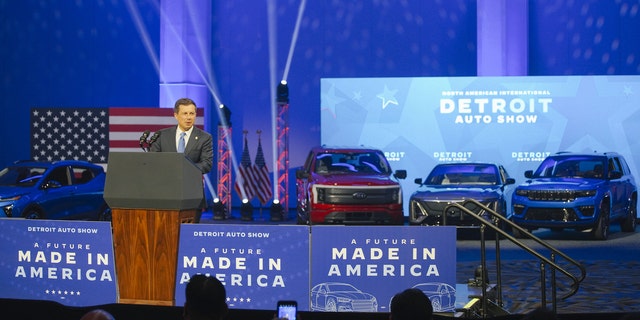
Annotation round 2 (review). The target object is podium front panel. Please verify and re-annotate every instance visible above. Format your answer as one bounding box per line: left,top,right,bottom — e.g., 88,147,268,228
104,152,203,210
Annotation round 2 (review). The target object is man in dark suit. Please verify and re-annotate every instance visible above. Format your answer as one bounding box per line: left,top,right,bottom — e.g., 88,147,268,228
150,98,213,174
150,98,213,222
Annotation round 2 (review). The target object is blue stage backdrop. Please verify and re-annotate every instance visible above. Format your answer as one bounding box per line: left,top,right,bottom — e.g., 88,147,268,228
0,219,117,306
321,75,640,215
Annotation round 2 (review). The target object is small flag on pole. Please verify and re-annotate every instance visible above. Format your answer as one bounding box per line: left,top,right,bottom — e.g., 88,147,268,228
253,130,273,205
234,130,257,201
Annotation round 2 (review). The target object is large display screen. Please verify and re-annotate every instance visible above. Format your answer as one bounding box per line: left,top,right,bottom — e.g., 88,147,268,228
321,76,640,214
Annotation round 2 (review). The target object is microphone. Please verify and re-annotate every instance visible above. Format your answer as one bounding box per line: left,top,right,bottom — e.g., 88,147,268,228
139,130,150,150
148,131,161,149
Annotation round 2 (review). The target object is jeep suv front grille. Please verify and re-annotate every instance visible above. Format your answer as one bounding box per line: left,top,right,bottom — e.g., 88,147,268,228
525,190,577,201
525,208,579,222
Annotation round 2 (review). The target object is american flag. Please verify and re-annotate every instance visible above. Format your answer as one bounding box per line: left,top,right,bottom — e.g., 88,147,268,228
234,133,257,201
30,107,204,163
253,133,273,205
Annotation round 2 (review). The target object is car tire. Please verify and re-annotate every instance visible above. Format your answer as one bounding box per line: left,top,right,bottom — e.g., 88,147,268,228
325,298,337,312
296,206,310,225
620,196,637,232
23,206,43,219
511,225,528,239
99,206,112,221
431,298,442,312
592,201,610,240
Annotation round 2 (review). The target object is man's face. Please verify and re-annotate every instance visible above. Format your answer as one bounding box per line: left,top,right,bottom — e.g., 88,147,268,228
174,103,197,131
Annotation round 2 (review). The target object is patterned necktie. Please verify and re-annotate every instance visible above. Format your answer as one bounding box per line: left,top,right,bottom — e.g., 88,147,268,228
178,132,186,153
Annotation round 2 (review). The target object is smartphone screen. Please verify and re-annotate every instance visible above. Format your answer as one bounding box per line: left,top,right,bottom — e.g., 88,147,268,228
277,300,297,320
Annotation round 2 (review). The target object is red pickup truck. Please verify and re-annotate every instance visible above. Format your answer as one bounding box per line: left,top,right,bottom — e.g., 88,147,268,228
295,146,407,225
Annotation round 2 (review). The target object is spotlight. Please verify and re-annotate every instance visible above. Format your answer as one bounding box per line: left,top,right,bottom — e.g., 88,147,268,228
270,200,284,221
240,199,254,221
218,104,232,127
212,198,227,220
277,80,289,104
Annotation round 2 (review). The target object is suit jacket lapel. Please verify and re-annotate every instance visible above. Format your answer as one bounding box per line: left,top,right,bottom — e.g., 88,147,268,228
184,127,199,154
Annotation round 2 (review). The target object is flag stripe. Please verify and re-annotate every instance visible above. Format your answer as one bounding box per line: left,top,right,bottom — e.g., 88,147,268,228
108,107,204,153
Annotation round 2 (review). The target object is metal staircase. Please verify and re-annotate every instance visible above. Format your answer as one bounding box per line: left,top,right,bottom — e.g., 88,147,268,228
445,199,587,318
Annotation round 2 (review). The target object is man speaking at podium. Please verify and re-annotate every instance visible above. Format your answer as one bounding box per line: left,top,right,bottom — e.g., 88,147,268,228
149,98,213,222
150,98,213,174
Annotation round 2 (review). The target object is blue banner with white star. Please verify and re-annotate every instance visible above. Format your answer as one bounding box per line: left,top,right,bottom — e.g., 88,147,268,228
174,224,310,311
0,219,117,306
321,75,640,213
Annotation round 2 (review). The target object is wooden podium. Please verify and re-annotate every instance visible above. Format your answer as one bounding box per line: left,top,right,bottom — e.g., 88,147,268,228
104,152,203,306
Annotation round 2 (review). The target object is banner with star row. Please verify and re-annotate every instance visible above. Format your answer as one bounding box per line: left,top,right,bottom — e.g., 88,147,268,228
0,219,117,306
0,220,457,311
320,75,640,213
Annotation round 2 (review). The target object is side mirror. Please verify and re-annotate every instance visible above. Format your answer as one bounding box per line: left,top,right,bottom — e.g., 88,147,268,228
295,170,310,180
609,171,623,180
42,180,62,189
524,170,533,179
414,178,423,185
505,178,516,185
394,170,407,180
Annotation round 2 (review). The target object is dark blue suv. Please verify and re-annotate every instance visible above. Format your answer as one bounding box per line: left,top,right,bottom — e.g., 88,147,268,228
511,152,637,240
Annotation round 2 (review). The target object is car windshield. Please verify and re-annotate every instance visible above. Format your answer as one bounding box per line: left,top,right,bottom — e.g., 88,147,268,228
314,151,391,175
533,156,606,179
326,283,359,292
0,166,47,187
426,164,498,185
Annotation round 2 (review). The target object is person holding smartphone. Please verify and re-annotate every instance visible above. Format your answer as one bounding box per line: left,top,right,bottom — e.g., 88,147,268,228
276,301,297,320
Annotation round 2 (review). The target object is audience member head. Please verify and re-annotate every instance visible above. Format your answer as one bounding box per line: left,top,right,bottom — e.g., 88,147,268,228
389,288,433,320
184,274,228,320
79,309,115,320
521,307,557,320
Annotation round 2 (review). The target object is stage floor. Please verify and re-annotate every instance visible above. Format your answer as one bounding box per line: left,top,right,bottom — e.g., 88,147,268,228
199,209,640,316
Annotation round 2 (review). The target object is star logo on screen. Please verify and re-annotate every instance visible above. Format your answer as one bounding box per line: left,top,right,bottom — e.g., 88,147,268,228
321,84,345,118
623,85,634,97
377,85,399,109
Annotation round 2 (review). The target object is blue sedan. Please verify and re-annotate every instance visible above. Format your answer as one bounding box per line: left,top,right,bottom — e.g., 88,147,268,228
409,163,516,227
0,160,110,220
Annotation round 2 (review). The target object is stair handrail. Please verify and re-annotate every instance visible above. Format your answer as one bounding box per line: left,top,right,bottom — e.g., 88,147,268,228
442,199,587,313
